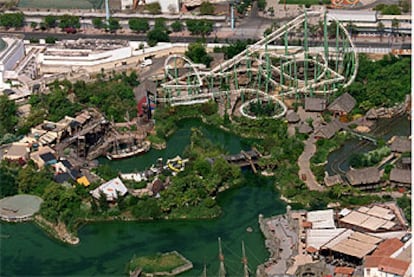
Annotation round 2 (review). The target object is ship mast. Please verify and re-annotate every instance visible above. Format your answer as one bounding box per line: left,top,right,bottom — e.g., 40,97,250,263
242,241,249,277
202,263,207,277
218,237,226,277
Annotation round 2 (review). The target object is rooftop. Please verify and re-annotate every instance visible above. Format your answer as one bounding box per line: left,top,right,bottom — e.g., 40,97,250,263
364,256,410,276
314,119,342,139
327,93,356,114
307,209,336,229
340,210,396,232
307,228,347,249
390,168,411,184
371,238,404,257
286,110,300,123
304,97,327,112
3,143,29,159
389,136,411,153
91,177,128,201
324,231,382,259
328,10,377,23
346,167,381,186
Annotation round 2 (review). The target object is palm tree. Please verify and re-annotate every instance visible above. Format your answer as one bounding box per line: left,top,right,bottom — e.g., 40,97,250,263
377,21,385,42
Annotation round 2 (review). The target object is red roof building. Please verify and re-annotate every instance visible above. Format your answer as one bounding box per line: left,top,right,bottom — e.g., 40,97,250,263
371,238,404,257
364,256,410,276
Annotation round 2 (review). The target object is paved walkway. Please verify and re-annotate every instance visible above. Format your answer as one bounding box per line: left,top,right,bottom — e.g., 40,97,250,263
260,215,298,276
298,135,324,191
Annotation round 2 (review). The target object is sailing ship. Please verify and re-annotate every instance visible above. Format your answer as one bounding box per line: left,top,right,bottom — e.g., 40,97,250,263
106,140,150,160
106,112,151,160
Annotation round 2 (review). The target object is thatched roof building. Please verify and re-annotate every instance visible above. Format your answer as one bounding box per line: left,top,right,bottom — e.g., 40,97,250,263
328,93,356,115
346,167,381,189
305,97,327,112
389,168,411,187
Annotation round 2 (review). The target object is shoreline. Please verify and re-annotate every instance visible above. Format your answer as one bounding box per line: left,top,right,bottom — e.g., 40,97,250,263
29,206,223,244
34,215,80,245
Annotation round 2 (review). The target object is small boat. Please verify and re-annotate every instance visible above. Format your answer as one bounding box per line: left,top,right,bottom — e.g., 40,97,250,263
107,141,151,160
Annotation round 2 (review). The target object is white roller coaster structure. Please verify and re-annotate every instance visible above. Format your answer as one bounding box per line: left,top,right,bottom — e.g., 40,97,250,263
157,10,358,119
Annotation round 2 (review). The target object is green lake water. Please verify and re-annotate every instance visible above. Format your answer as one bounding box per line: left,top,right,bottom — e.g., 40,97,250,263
1,119,285,276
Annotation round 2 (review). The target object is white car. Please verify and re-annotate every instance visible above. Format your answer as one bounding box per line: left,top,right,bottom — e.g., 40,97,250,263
140,59,153,67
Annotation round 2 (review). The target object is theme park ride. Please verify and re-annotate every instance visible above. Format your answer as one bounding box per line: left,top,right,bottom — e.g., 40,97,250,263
156,11,358,119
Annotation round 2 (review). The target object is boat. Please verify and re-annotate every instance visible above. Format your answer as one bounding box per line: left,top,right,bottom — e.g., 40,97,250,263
106,141,151,160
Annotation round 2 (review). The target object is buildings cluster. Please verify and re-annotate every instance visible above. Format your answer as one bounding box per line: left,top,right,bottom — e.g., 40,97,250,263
286,93,412,191
0,109,98,186
262,203,411,277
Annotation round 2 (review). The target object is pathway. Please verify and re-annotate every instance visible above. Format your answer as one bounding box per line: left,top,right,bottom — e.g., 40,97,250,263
298,135,324,191
259,215,298,276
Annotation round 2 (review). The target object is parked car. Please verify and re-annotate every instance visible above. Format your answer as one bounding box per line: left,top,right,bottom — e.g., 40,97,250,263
64,27,77,34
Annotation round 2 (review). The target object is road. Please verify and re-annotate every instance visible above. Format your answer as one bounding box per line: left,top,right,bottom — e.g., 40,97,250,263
3,30,410,49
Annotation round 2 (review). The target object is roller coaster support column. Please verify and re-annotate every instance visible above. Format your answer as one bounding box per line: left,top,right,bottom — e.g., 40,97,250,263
323,12,329,69
304,10,309,95
231,2,235,30
105,0,110,22
335,22,339,74
280,26,288,88
323,11,329,96
265,37,271,94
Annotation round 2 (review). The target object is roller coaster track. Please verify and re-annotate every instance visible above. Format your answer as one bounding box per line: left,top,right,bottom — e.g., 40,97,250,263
158,11,359,120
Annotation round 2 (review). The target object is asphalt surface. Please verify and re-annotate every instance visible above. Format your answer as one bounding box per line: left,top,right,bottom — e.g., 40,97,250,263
4,30,410,49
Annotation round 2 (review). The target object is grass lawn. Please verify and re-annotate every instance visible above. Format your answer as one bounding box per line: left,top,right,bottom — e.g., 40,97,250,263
129,252,187,273
18,0,103,9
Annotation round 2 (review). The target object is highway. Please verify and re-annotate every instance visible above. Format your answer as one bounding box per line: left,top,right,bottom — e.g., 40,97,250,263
3,30,411,49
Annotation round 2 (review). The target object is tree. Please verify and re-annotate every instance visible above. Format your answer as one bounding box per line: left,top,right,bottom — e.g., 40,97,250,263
17,164,52,196
185,42,213,67
257,0,267,11
171,20,183,32
185,19,213,37
92,18,105,29
45,36,57,44
0,13,25,28
132,198,162,218
97,190,109,212
147,28,170,47
30,22,37,29
0,163,17,198
377,21,385,41
391,18,399,38
0,95,18,137
58,15,80,29
128,18,149,33
199,1,215,15
107,17,120,32
346,22,358,38
154,18,168,32
41,182,82,225
94,164,118,180
44,15,57,28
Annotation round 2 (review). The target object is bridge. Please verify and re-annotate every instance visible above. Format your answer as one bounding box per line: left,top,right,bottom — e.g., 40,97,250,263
224,148,262,173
